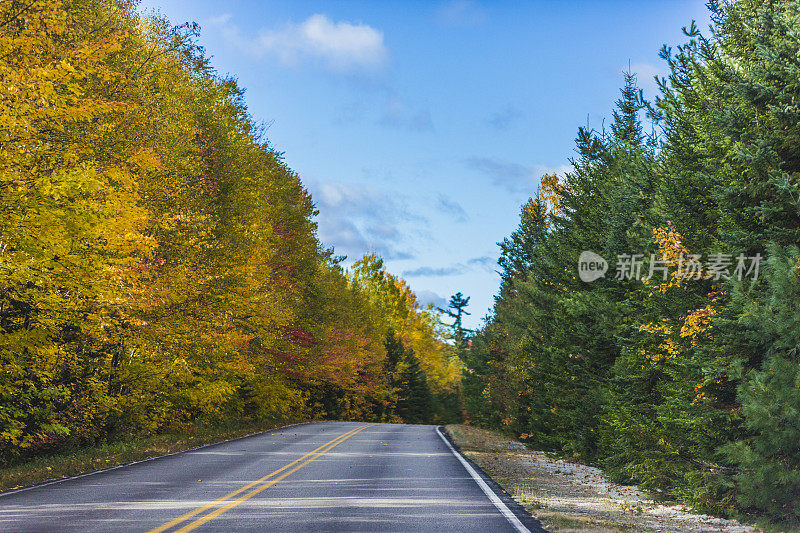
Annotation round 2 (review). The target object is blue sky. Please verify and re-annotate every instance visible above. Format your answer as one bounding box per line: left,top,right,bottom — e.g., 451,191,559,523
138,0,710,329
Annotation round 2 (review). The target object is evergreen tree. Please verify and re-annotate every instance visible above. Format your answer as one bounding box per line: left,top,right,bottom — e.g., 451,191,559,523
722,246,800,521
384,329,405,371
396,349,433,424
498,193,549,284
439,292,472,344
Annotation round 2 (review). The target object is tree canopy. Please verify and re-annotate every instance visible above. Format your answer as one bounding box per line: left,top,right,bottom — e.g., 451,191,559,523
0,0,461,463
463,0,800,524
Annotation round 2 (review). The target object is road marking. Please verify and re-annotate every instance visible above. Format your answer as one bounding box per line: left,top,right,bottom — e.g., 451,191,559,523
147,425,369,533
174,425,370,532
0,422,309,500
435,426,531,533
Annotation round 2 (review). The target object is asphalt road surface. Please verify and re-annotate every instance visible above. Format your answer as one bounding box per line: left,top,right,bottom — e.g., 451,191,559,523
0,422,543,532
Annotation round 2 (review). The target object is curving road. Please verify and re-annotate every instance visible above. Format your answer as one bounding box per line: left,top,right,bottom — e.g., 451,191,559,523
0,422,543,532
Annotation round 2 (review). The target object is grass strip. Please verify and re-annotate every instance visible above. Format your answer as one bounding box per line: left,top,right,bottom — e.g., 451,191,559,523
0,419,306,493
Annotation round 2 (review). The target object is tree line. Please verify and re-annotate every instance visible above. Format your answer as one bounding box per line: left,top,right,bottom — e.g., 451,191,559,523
464,0,800,524
0,0,461,466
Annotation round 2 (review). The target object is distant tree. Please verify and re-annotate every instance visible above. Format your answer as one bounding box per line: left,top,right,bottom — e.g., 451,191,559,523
439,292,472,344
395,349,433,424
384,329,405,371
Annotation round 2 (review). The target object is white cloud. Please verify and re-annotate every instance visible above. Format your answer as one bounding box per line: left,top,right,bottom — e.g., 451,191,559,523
415,289,447,309
207,14,388,72
309,181,419,260
378,97,434,131
402,256,497,279
403,265,465,277
207,13,232,26
467,255,496,271
486,105,524,130
626,62,666,92
436,0,487,27
466,157,570,195
334,96,433,132
436,195,468,222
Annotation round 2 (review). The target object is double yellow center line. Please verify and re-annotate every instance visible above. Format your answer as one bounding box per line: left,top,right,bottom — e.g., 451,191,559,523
147,425,371,533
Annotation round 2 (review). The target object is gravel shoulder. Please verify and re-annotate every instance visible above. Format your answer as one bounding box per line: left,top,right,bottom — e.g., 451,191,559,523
444,424,760,533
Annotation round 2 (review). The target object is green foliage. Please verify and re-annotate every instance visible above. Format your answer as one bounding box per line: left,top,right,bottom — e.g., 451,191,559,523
439,292,472,339
463,0,800,524
395,349,434,424
721,246,800,521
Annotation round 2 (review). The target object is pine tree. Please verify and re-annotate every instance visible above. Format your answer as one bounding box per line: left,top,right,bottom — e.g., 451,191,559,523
498,193,549,284
721,246,800,521
396,349,433,424
461,0,800,522
439,292,472,343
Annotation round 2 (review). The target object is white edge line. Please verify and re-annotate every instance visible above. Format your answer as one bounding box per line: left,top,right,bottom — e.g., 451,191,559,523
0,421,311,498
435,426,531,533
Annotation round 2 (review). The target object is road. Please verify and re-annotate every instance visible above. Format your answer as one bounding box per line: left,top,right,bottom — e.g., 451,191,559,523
0,422,543,532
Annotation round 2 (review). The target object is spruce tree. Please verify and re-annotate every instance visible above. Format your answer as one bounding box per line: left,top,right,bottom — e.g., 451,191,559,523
396,349,433,424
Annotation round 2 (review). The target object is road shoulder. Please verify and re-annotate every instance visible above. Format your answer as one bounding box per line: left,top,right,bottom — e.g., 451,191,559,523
437,426,547,533
444,425,759,533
